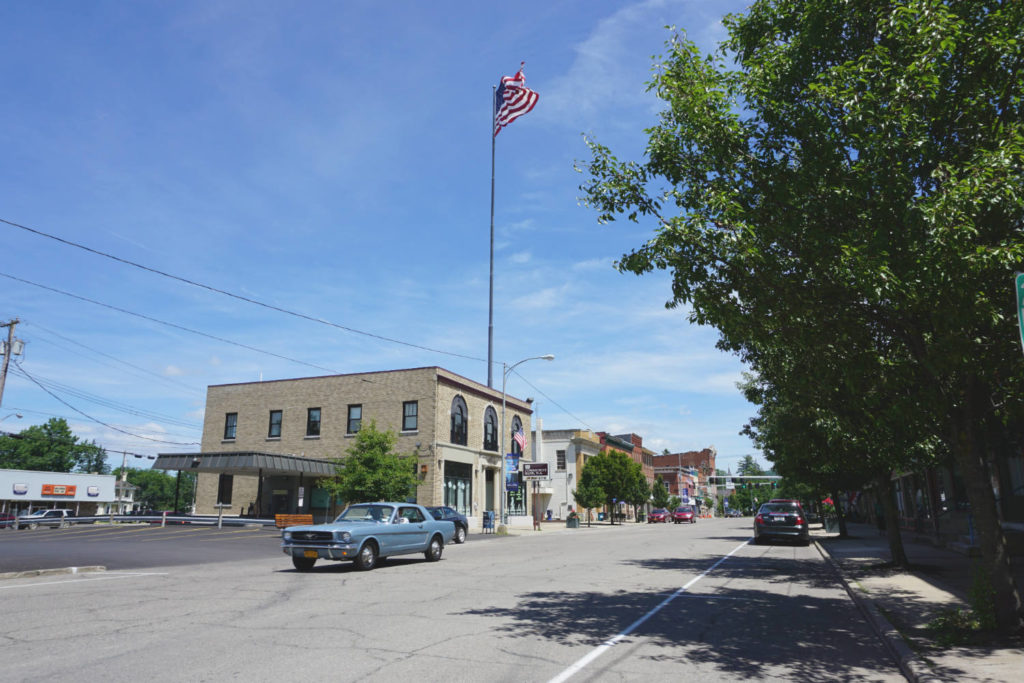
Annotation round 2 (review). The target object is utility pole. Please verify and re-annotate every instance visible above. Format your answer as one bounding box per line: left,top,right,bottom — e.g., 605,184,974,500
0,319,21,409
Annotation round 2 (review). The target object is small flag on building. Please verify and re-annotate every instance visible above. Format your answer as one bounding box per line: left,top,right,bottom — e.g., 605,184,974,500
494,62,539,136
514,427,527,451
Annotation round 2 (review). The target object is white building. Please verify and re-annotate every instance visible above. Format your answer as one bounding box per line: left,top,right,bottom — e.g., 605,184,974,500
0,468,116,516
530,421,602,520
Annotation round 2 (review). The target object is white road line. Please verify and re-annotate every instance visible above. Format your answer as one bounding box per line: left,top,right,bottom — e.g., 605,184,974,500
0,572,168,590
548,540,750,683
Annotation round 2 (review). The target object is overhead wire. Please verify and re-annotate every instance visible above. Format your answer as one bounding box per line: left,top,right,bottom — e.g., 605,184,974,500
13,359,200,446
2,216,489,363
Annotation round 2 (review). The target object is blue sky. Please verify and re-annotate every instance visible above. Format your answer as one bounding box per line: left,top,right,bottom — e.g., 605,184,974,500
1,0,761,474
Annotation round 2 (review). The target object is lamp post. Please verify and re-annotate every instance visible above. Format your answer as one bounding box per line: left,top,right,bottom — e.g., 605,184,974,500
500,354,554,526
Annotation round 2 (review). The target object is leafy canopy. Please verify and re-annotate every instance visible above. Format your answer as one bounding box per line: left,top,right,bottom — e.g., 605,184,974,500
324,421,417,504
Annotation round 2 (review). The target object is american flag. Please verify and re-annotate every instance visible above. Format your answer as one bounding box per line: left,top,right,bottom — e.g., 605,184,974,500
513,427,527,451
494,62,539,137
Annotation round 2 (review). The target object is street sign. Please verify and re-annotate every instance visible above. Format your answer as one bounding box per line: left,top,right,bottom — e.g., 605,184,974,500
1016,273,1024,355
523,462,548,480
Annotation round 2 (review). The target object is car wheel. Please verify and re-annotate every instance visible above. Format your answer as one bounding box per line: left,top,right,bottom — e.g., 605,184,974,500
292,556,316,571
354,541,378,571
28,522,39,530
424,535,443,562
454,525,466,544
59,521,70,529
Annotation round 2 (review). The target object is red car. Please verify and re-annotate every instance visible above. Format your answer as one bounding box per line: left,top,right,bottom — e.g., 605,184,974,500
672,505,697,523
647,508,669,523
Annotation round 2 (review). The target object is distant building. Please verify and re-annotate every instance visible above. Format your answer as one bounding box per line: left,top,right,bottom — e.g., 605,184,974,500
530,421,602,519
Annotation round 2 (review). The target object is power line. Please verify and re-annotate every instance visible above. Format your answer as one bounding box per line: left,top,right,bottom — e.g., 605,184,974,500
25,320,202,394
2,216,488,364
510,368,594,432
14,359,200,446
0,271,340,374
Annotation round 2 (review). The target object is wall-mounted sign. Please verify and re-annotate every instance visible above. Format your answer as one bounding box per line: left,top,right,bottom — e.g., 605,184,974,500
42,484,77,496
523,463,549,480
12,483,28,495
87,486,100,497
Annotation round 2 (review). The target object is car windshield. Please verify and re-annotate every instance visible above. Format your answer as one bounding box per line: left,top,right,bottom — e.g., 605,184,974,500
335,504,395,523
676,506,693,513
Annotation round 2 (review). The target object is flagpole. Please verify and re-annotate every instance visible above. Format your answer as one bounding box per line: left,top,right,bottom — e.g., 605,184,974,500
488,84,496,389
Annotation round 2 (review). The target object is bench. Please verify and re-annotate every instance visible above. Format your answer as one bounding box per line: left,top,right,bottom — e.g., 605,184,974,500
275,514,314,529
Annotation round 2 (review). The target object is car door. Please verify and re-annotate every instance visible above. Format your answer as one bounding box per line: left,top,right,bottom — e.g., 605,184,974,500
395,506,429,553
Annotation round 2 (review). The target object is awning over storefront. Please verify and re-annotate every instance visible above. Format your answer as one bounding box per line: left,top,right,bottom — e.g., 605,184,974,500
152,452,336,477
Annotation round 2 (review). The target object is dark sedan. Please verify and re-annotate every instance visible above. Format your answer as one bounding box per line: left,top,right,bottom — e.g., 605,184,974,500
426,506,468,544
753,501,810,545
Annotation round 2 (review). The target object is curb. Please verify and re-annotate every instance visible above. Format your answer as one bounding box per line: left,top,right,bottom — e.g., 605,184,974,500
813,539,940,682
0,565,106,581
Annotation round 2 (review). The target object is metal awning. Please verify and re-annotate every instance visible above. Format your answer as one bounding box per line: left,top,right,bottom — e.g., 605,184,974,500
152,451,336,477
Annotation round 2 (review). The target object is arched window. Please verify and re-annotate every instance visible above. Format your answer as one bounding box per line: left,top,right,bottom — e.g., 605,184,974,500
510,416,524,455
450,395,468,446
483,407,498,452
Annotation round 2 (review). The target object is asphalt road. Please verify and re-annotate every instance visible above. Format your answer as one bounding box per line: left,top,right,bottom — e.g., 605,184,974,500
0,519,905,681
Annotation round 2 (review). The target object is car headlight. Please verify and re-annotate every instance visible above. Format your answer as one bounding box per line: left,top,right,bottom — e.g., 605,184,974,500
338,531,351,543
282,531,292,541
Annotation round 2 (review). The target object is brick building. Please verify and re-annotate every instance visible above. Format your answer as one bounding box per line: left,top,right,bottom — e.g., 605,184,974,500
154,367,535,529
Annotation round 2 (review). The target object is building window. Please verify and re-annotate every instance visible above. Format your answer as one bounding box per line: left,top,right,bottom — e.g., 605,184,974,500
347,404,362,434
306,408,321,437
450,395,467,446
557,450,566,471
402,401,418,431
217,474,233,505
483,407,498,452
223,413,237,440
268,410,283,438
510,416,524,455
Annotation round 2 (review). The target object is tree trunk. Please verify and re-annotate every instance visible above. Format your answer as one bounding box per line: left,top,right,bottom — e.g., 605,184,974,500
950,387,1023,633
833,490,848,538
878,473,909,567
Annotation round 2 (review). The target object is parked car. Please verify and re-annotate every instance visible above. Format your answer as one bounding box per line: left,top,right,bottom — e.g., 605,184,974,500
753,500,810,545
425,506,468,544
672,505,696,524
647,508,669,523
0,512,17,529
16,508,74,530
280,502,456,572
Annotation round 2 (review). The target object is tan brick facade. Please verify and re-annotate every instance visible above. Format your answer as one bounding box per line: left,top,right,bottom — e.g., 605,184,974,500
193,366,534,529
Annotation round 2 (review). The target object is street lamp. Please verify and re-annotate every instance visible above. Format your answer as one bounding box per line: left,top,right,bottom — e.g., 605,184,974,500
500,354,554,526
0,413,22,423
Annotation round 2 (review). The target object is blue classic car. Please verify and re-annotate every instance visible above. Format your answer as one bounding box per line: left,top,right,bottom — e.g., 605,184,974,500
281,502,456,571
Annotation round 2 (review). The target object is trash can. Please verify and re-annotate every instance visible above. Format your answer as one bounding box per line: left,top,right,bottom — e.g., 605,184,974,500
566,516,579,529
598,512,606,521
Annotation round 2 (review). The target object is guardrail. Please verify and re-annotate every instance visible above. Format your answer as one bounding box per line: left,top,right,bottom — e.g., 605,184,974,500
6,514,280,529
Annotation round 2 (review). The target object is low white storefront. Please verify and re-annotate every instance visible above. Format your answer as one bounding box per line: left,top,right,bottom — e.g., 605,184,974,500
0,468,116,514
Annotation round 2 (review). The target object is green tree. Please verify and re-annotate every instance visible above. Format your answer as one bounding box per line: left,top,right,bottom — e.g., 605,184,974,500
324,421,417,505
572,479,604,527
579,0,1024,631
117,468,194,512
651,476,671,509
577,449,646,525
0,418,108,473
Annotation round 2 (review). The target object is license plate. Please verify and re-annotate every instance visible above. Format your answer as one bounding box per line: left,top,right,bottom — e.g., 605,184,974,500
303,550,318,559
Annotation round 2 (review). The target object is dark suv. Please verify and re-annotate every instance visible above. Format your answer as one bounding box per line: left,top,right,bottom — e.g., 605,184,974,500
753,500,809,545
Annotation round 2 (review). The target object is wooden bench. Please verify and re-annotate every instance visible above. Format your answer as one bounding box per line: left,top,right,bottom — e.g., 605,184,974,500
275,514,314,528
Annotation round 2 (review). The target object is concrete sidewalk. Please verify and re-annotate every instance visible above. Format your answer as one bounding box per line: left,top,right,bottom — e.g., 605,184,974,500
816,521,1024,682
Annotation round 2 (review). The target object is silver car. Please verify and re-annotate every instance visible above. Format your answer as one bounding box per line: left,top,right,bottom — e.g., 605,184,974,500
281,502,456,571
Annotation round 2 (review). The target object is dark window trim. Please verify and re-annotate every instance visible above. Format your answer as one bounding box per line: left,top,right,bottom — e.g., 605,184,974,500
224,413,238,440
402,400,418,432
306,407,321,437
347,404,362,434
268,410,283,438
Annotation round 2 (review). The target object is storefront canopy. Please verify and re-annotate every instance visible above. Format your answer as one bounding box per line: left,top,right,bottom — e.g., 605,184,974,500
152,451,336,477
